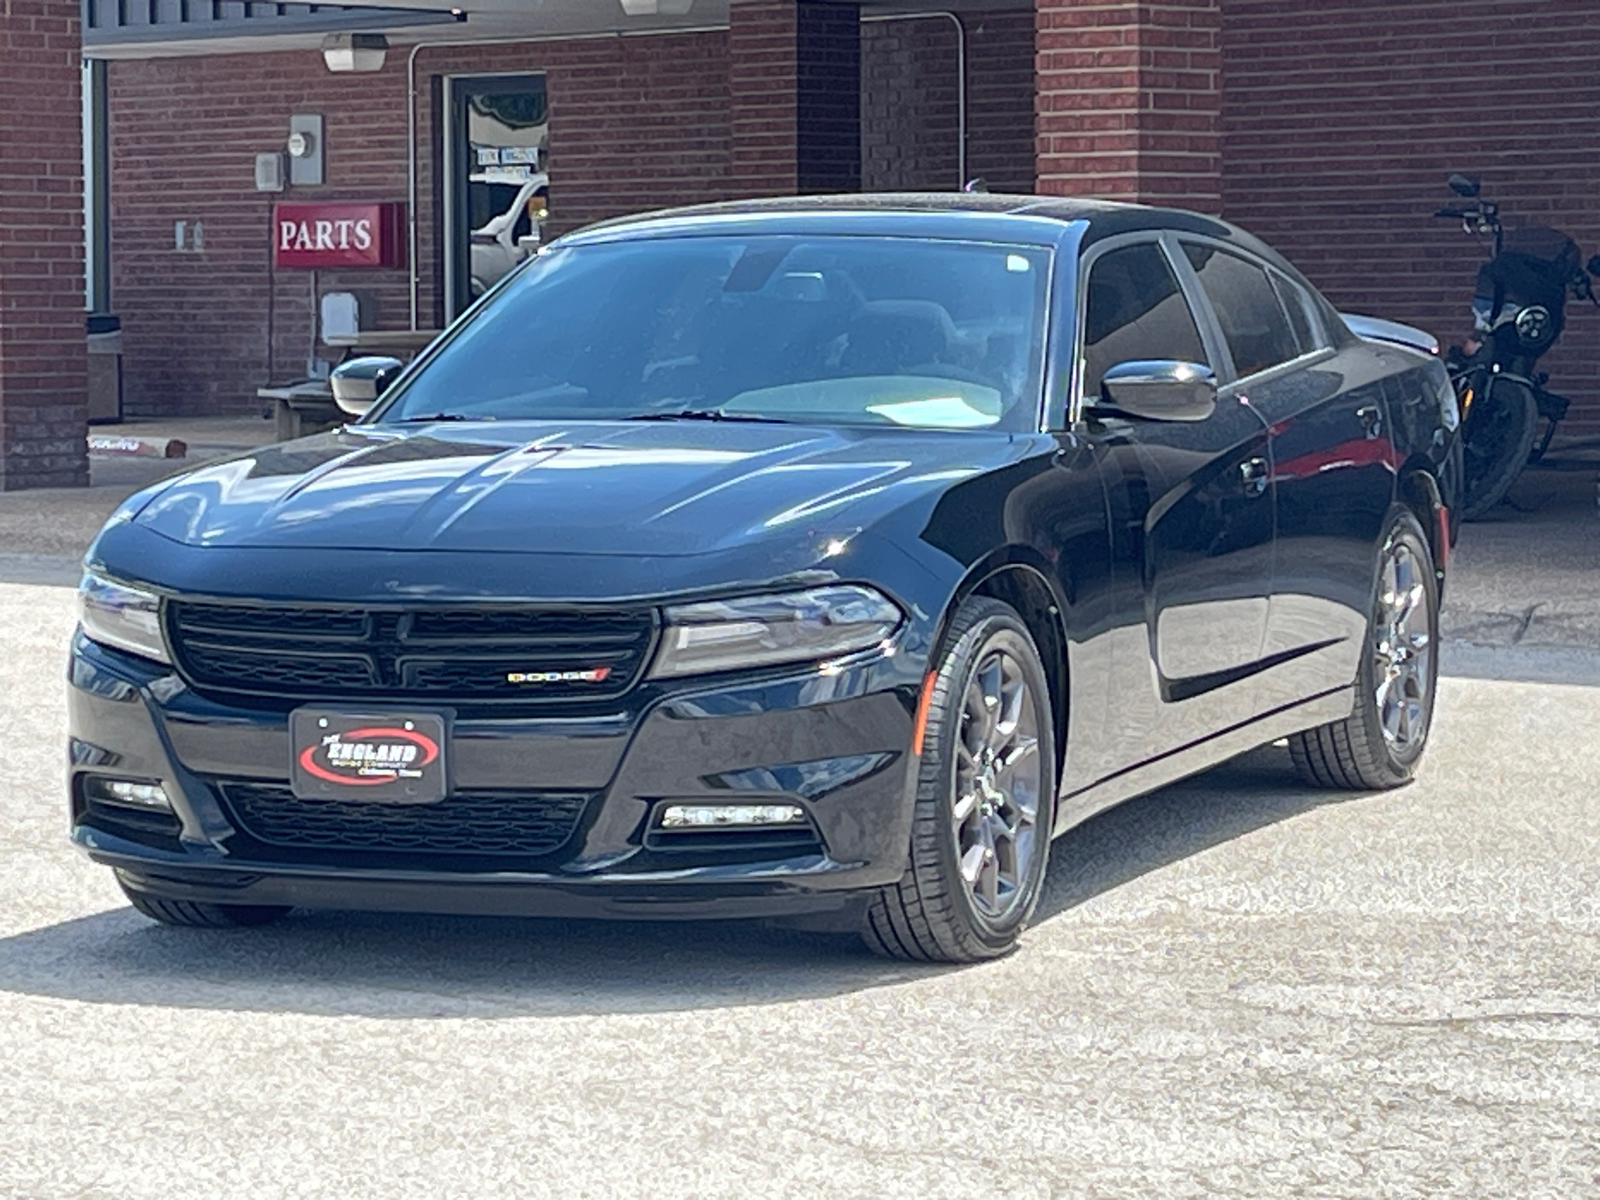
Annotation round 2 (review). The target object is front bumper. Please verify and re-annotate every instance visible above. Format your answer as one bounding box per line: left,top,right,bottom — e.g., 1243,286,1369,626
68,634,922,921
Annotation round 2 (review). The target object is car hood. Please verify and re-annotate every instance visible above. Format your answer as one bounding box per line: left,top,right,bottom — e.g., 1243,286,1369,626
126,421,1019,557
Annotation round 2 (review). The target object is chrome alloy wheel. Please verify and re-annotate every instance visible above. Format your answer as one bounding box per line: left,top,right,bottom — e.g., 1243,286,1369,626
952,648,1043,920
1373,538,1435,756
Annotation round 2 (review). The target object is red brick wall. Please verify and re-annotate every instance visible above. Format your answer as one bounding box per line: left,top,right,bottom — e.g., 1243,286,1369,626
796,0,862,193
729,1,804,198
861,11,1036,196
1222,0,1600,444
862,17,961,192
729,0,860,198
0,0,87,487
965,10,1038,195
1036,0,1221,211
108,55,408,418
107,31,732,417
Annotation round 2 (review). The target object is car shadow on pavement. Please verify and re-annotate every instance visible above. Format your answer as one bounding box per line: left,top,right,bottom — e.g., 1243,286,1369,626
1033,743,1363,923
0,746,1370,1020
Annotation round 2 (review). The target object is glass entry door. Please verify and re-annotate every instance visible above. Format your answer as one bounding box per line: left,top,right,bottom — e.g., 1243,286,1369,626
443,73,548,322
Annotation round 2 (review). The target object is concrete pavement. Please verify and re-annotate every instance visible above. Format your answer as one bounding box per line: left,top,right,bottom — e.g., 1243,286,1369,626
0,439,1596,1196
1440,453,1600,683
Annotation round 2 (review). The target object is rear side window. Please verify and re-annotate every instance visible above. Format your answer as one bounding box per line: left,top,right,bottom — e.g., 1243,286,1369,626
1270,272,1324,354
1181,243,1301,378
1081,242,1209,399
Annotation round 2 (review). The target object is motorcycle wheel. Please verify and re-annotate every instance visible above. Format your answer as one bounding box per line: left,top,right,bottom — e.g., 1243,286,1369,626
1459,377,1539,521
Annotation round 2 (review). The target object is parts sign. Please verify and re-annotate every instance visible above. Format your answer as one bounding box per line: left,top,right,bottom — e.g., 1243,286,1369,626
272,202,404,269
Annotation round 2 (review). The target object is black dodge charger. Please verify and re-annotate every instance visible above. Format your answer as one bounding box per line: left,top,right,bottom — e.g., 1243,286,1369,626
70,195,1458,962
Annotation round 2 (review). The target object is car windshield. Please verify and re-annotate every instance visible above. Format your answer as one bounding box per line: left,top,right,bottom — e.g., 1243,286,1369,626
373,234,1051,431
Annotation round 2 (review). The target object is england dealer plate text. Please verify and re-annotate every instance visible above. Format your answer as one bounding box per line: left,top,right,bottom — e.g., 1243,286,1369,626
289,709,448,804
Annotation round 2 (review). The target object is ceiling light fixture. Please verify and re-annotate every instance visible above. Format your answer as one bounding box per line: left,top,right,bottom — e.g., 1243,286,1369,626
322,32,389,73
619,0,695,15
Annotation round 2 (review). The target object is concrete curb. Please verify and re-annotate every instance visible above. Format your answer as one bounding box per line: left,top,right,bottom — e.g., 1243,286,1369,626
87,435,187,459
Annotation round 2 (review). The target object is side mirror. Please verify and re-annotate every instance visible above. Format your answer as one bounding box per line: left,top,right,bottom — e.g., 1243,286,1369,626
1091,361,1217,423
1587,254,1600,278
1447,172,1481,198
329,355,404,416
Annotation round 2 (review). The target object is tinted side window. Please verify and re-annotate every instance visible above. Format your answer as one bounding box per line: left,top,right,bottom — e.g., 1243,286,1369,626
1081,242,1209,399
1181,243,1300,377
1270,272,1323,353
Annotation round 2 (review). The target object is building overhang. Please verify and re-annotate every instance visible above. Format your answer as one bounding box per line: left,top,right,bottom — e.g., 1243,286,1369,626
82,0,1027,60
83,2,468,58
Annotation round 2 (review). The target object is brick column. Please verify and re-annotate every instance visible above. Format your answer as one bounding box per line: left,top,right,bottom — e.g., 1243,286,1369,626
966,11,1040,195
1035,0,1221,212
0,0,88,489
729,0,861,198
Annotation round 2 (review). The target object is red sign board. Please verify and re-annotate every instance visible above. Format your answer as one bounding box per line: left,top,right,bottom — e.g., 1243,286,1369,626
272,202,404,269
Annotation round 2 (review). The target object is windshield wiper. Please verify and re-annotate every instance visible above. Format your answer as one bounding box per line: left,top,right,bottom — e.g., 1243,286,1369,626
621,409,791,424
386,412,484,423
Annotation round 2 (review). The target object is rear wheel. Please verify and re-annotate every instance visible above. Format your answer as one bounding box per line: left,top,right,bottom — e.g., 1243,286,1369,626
1459,376,1538,520
1289,511,1438,790
120,880,291,929
863,597,1056,963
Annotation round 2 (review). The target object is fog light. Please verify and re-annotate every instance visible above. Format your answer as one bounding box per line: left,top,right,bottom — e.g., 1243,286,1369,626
86,777,172,811
659,803,806,828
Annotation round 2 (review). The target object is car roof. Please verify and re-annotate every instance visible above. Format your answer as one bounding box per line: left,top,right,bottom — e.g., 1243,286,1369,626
564,191,1271,254
556,192,1319,297
611,192,1118,222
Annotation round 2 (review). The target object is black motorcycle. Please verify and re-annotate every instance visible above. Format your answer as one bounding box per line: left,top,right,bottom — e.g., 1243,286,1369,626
1435,173,1600,519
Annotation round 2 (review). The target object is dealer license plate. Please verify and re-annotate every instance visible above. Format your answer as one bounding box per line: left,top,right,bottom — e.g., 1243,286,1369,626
289,709,448,804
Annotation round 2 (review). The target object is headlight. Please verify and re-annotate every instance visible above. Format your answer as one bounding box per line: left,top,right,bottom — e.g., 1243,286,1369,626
1514,304,1554,348
649,585,903,678
78,572,170,664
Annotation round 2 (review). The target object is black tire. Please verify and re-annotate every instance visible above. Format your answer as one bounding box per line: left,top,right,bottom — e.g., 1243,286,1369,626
1289,511,1439,790
1459,376,1538,521
120,880,291,929
863,597,1057,963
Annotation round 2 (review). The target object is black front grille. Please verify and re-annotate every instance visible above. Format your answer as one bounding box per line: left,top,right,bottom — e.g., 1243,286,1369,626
217,781,589,859
165,601,657,705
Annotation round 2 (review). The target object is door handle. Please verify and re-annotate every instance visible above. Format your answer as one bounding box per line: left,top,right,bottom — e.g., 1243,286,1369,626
1239,456,1270,496
1356,404,1384,439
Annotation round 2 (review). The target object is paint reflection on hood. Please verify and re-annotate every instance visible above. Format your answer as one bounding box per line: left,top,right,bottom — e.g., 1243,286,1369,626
129,421,1021,557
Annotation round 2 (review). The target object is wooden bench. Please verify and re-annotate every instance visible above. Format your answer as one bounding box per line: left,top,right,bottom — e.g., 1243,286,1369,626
258,330,442,440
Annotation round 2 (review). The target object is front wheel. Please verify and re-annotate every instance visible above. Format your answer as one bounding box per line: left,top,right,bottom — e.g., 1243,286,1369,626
863,597,1057,963
120,879,291,928
1458,376,1538,520
1289,511,1439,790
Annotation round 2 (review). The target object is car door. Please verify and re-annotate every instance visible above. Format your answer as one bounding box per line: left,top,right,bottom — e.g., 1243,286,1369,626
1178,239,1395,704
1068,236,1278,782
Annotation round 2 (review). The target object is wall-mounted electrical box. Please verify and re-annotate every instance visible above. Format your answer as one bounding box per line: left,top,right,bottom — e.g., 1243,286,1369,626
288,113,324,187
254,152,286,192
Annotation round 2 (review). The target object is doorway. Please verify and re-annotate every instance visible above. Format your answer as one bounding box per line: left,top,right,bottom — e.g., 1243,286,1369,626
442,73,549,323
